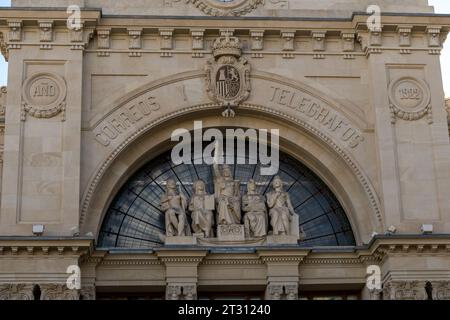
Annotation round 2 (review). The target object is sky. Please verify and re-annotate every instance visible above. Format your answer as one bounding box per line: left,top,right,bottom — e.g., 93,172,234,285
0,0,449,96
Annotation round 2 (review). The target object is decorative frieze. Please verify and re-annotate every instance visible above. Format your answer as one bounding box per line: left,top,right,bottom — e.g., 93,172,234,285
383,281,426,300
0,284,34,300
432,281,450,300
166,284,197,300
40,284,79,300
80,285,96,300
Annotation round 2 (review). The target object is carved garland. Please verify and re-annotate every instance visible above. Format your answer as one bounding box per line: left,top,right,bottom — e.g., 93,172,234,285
388,77,432,124
80,103,383,232
186,0,264,16
21,73,67,121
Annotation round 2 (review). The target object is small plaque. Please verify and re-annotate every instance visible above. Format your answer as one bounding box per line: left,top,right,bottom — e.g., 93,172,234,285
217,224,245,241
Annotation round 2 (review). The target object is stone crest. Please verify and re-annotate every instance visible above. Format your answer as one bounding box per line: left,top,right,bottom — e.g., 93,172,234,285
205,35,251,117
187,0,264,17
21,72,67,121
388,77,432,124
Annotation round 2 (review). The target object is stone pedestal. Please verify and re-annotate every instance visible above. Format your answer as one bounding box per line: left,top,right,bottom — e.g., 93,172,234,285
266,235,299,245
164,236,197,245
217,224,245,241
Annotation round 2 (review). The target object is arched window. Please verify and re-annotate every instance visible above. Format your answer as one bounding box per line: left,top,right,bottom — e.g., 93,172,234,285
98,149,355,248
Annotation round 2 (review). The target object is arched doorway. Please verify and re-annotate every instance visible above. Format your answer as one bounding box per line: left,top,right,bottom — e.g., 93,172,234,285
97,144,356,249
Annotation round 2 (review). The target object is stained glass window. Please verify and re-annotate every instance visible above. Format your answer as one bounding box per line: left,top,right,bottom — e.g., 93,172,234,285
98,148,356,248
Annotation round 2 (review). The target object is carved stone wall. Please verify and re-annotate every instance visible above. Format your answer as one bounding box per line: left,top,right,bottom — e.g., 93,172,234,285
0,284,34,300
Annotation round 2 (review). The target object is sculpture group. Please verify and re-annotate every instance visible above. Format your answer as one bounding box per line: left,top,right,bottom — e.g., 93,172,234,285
160,164,302,244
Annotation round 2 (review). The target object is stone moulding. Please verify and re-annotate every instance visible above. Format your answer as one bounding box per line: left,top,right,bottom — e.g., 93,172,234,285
186,0,264,17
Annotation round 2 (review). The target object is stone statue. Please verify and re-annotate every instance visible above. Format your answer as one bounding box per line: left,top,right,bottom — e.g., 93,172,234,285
160,179,191,237
213,163,241,225
266,176,296,236
242,179,268,237
189,180,214,238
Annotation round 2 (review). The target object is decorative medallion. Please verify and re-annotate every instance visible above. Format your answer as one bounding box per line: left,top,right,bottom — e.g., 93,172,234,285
205,35,251,117
187,0,264,16
21,72,67,121
388,77,432,124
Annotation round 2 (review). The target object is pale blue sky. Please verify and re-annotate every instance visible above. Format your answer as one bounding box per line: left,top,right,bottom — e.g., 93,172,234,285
0,0,450,96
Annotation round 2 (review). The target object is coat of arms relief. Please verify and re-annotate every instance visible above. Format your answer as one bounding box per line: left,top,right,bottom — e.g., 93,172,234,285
205,35,251,117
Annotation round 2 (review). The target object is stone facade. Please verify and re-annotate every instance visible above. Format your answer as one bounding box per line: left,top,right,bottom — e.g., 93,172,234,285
0,0,450,300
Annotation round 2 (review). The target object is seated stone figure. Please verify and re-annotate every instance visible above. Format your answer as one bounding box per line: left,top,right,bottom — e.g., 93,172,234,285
160,179,191,237
242,179,268,238
266,176,296,236
214,163,241,225
189,180,214,238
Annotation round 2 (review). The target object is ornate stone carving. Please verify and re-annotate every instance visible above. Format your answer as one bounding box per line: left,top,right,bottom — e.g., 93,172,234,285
432,281,450,300
8,20,22,42
166,284,197,300
186,0,264,17
160,28,174,50
0,86,6,119
266,176,296,236
214,164,241,225
398,25,412,47
21,73,67,121
189,180,214,238
369,27,383,46
161,179,191,237
128,28,143,50
191,29,205,51
40,284,80,300
312,31,326,52
205,35,251,115
250,30,264,51
342,32,355,52
242,179,268,238
0,284,34,300
427,26,442,47
38,20,53,49
388,77,432,124
266,283,298,300
80,285,96,300
97,28,111,56
383,281,426,300
0,32,7,61
281,30,295,51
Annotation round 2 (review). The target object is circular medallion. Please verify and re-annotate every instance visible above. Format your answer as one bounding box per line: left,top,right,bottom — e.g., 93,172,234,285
388,77,431,122
22,73,67,119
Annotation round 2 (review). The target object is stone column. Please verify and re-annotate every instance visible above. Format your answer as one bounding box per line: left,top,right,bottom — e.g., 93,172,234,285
0,283,34,300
